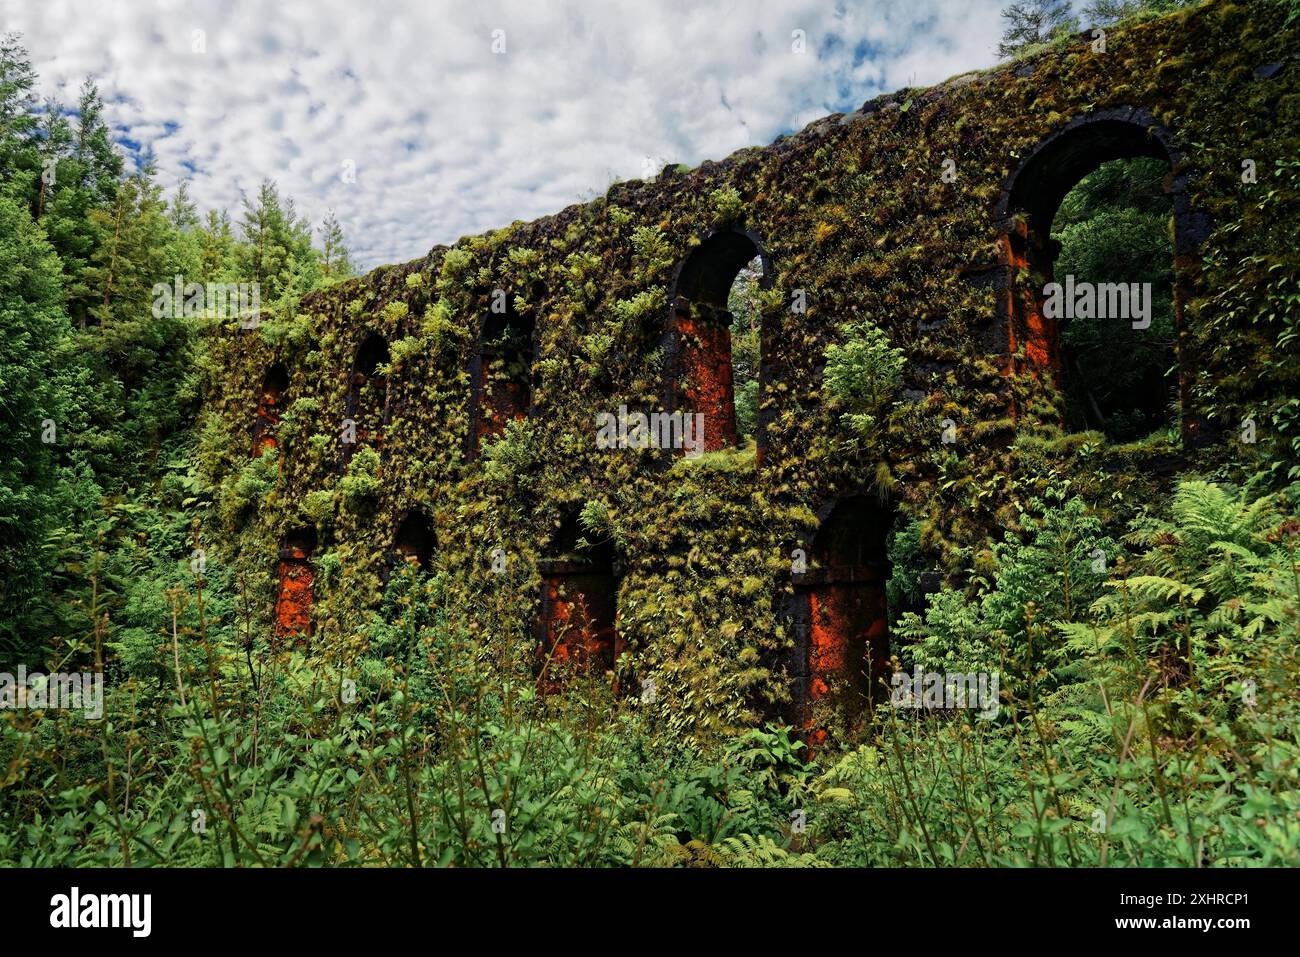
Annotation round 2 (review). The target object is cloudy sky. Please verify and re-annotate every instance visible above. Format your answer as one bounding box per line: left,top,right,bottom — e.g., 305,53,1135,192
5,0,1010,270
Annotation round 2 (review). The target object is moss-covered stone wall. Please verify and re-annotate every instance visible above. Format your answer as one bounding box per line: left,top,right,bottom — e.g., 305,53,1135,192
202,0,1300,739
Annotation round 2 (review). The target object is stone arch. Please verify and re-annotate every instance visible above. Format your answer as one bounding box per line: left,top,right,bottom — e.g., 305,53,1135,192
393,510,435,571
251,361,289,456
342,332,390,467
994,106,1210,437
787,496,893,733
664,225,773,454
535,508,621,682
467,294,537,457
275,527,317,643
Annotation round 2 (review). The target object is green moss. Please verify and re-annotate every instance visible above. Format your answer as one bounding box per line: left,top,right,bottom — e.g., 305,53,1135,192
201,0,1300,738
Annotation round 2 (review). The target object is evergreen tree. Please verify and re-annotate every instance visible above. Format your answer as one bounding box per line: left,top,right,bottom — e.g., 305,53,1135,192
83,167,187,471
199,207,238,282
0,194,69,655
998,0,1079,58
31,101,72,220
164,181,203,279
319,209,354,281
239,179,317,305
38,78,124,326
167,180,199,231
0,32,38,194
72,78,122,206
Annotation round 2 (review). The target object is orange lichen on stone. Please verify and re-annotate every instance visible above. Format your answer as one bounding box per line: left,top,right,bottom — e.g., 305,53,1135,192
1001,223,1057,376
481,375,528,440
538,571,618,684
799,570,889,749
251,363,289,456
808,578,888,704
274,544,314,641
251,387,282,455
672,309,736,451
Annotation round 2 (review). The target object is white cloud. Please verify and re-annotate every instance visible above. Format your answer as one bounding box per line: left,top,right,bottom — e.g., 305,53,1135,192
4,0,1007,269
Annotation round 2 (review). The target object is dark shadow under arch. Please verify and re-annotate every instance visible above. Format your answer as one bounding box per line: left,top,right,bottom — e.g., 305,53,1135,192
342,332,390,468
535,509,621,682
786,496,893,734
251,361,289,456
393,511,435,571
468,294,537,458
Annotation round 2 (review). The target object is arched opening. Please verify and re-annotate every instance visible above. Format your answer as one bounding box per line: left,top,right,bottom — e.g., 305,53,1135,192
997,108,1206,440
275,527,317,643
665,228,771,454
469,298,535,456
535,510,620,683
788,497,893,734
393,511,434,571
728,256,764,444
251,362,289,456
1053,159,1176,440
343,333,389,467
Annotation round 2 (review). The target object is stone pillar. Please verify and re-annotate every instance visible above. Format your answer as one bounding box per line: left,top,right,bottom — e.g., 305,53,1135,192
251,388,282,456
476,353,529,444
274,537,315,643
793,563,889,741
671,305,737,452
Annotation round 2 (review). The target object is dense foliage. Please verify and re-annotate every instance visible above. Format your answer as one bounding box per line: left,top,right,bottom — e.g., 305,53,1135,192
1054,157,1177,440
2,0,1298,867
3,477,1296,866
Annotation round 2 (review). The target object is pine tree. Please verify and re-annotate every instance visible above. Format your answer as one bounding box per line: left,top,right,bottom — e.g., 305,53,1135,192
86,171,169,335
239,179,317,304
32,102,72,220
319,209,354,281
33,78,125,327
80,166,186,472
199,207,237,281
0,193,69,653
72,78,122,205
998,0,1079,58
164,181,203,279
0,32,38,193
168,180,199,231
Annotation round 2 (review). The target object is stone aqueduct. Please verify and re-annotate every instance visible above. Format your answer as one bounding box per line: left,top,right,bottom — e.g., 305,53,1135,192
212,2,1298,729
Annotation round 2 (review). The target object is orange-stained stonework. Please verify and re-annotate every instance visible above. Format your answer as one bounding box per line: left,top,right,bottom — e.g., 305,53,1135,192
671,308,736,452
251,389,281,455
798,567,889,741
477,371,529,443
808,574,889,705
467,306,535,457
274,539,315,641
537,563,620,681
251,364,288,456
1001,221,1056,376
789,498,894,739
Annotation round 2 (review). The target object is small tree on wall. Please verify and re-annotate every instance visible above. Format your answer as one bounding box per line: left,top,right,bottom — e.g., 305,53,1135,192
998,0,1080,58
